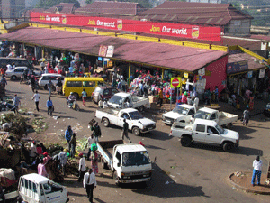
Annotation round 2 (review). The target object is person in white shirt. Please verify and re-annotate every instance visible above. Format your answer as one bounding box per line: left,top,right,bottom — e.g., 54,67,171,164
6,64,12,71
78,152,86,182
83,168,97,203
32,90,40,112
251,156,262,186
86,134,95,161
30,141,38,161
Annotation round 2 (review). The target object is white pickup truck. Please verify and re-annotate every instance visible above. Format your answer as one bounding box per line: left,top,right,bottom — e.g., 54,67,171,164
170,119,239,151
107,92,150,112
162,104,196,126
191,107,238,128
98,140,152,186
95,107,156,135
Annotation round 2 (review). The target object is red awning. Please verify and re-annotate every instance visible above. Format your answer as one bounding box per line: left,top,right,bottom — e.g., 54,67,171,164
0,27,227,72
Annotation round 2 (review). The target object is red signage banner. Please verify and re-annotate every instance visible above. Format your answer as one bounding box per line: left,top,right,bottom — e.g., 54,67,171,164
31,12,221,41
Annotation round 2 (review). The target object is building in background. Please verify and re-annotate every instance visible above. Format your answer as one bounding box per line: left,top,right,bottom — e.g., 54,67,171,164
186,0,221,3
2,0,25,20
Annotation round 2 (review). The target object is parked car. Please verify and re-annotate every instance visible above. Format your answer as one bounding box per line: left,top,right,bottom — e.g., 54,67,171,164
39,73,64,90
162,104,196,126
95,107,156,135
107,92,150,112
170,118,239,151
18,173,69,203
191,107,238,128
5,67,28,80
92,86,119,104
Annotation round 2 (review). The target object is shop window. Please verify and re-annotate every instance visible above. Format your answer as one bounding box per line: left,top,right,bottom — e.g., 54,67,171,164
83,81,95,87
67,81,82,87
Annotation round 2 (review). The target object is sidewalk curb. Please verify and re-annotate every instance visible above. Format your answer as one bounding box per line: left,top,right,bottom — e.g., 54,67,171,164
228,172,270,195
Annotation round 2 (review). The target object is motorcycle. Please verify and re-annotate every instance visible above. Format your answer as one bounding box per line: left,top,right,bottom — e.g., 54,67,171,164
67,98,80,111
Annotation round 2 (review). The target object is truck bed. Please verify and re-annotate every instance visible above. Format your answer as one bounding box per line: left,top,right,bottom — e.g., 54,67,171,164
219,112,238,126
98,140,124,160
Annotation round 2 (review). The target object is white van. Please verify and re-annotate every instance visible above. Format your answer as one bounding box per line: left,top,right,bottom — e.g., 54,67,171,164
38,73,65,90
18,173,69,203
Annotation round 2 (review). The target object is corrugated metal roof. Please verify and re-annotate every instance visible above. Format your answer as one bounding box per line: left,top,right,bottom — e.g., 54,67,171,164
0,27,227,72
228,52,265,70
75,2,146,16
46,3,75,14
139,2,253,25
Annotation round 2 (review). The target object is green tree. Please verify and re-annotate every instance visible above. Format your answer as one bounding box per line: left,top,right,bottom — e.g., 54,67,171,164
85,0,92,4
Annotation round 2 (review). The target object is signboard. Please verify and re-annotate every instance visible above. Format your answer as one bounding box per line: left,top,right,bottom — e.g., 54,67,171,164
227,60,248,74
31,12,221,41
99,45,107,57
247,71,253,78
171,78,181,88
259,68,265,78
106,45,114,58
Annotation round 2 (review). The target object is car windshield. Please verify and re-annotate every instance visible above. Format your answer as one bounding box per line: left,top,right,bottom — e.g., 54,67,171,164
122,151,150,166
173,106,189,115
194,110,211,119
129,111,143,120
109,96,122,104
215,124,224,134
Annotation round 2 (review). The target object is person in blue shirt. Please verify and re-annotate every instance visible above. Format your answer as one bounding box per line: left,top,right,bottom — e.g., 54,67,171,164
46,97,53,116
65,125,73,152
215,86,219,103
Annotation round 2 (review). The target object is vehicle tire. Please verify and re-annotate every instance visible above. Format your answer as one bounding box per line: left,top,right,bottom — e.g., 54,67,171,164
223,142,234,152
11,75,17,80
132,127,140,136
138,106,144,112
113,171,120,186
74,93,79,100
102,117,110,127
102,159,109,170
44,84,48,90
75,104,80,111
181,136,192,147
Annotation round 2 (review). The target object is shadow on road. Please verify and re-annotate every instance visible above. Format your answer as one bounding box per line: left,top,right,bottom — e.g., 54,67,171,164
79,108,94,113
146,130,173,141
230,125,256,140
188,142,263,156
131,162,210,199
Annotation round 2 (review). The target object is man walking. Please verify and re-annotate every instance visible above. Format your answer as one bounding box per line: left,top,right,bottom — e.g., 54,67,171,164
251,156,262,186
58,149,68,177
86,134,95,161
46,97,53,116
83,168,97,203
121,119,131,143
13,94,20,114
32,90,40,112
243,107,250,126
65,125,73,152
48,79,53,97
91,121,101,143
78,152,86,182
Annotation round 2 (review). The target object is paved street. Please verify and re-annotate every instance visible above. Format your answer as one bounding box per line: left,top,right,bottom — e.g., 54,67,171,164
6,80,270,203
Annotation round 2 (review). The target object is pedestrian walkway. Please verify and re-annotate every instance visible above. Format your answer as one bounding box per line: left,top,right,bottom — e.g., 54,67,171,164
229,171,270,195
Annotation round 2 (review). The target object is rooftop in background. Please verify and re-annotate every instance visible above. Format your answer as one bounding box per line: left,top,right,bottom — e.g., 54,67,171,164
139,1,253,25
0,26,227,72
75,1,146,17
46,3,76,14
228,52,265,70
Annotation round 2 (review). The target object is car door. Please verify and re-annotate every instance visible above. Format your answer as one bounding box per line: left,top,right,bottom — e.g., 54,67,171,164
112,151,121,177
204,126,222,144
193,124,207,142
118,113,130,127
